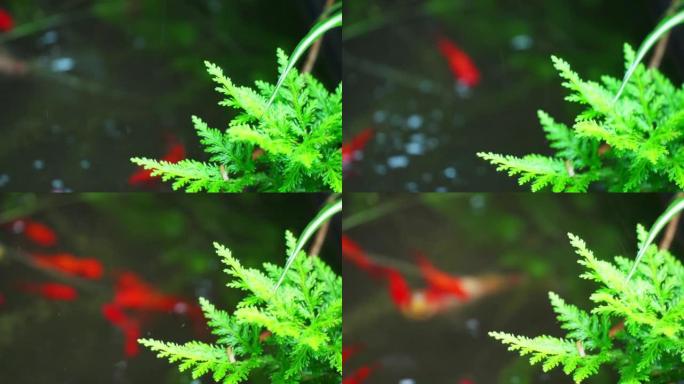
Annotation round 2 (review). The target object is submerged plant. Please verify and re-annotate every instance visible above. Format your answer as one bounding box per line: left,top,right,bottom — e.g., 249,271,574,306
139,231,342,383
490,225,684,383
131,49,342,192
478,43,684,192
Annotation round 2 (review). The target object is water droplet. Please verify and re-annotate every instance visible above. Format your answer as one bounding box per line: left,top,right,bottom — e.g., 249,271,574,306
405,142,424,155
0,174,9,187
373,110,387,123
465,318,480,337
51,179,64,190
511,34,533,51
50,57,75,72
399,379,416,384
33,159,45,170
406,114,423,130
435,186,448,192
455,82,472,98
80,160,91,170
405,182,419,192
444,167,458,179
38,30,58,46
387,155,409,169
374,164,387,175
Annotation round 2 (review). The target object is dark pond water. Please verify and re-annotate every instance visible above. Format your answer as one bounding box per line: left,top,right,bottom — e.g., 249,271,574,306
0,193,341,383
0,0,341,191
343,0,682,192
343,193,678,383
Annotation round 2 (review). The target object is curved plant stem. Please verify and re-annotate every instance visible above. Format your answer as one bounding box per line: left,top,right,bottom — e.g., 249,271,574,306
308,194,337,257
274,197,342,290
627,194,684,280
302,0,335,74
648,0,680,69
659,192,684,250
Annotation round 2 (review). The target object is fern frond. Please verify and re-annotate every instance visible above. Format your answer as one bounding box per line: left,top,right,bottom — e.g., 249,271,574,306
492,225,684,382
476,152,593,192
132,50,341,192
141,231,342,383
482,43,684,192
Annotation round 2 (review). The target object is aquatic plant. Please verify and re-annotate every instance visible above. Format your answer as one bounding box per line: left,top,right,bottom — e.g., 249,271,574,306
490,225,684,382
131,49,342,192
139,231,342,382
131,3,342,192
478,43,684,192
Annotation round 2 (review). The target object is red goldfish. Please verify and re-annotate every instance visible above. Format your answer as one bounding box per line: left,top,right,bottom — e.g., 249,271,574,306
343,344,364,364
129,135,186,186
414,251,468,300
343,343,377,384
102,303,142,357
343,365,377,384
23,220,58,247
32,252,103,280
436,35,480,88
342,235,520,319
0,9,14,32
343,128,374,169
20,282,78,301
112,271,192,313
102,271,203,357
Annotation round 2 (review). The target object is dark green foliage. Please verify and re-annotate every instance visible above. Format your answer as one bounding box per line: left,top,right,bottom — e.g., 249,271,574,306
132,50,342,192
478,44,684,192
140,231,342,383
490,228,684,383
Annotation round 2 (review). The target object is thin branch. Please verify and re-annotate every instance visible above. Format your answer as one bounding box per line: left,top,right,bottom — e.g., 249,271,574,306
659,192,684,250
308,194,336,257
302,0,335,74
308,219,330,257
649,0,679,69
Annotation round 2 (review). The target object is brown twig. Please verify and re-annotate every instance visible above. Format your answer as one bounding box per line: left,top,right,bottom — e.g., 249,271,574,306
659,192,684,250
219,164,229,181
648,0,679,69
301,0,335,74
308,219,330,257
308,194,336,257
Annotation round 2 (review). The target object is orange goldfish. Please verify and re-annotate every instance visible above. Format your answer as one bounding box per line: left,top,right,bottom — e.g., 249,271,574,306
102,271,203,357
32,252,104,279
20,282,78,301
129,135,186,186
0,9,13,32
342,235,520,319
21,219,58,247
343,128,374,169
436,35,480,87
343,365,377,384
